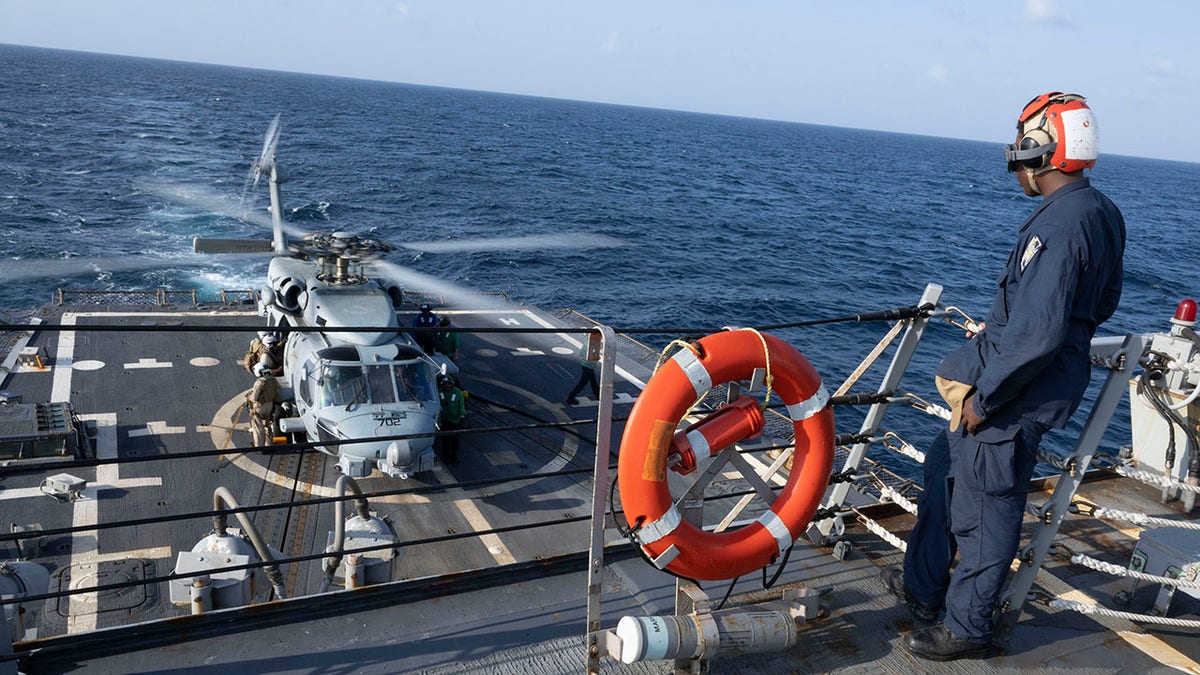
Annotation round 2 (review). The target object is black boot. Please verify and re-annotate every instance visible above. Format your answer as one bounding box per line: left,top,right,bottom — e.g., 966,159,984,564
903,623,989,661
881,568,939,623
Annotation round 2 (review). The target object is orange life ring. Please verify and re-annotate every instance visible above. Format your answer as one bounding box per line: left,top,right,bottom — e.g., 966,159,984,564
617,330,835,581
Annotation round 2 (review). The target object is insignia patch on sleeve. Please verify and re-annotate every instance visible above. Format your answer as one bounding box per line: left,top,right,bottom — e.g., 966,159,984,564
1020,235,1043,271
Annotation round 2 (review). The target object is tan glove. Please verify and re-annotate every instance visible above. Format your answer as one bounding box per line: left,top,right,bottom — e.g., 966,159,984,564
935,376,976,433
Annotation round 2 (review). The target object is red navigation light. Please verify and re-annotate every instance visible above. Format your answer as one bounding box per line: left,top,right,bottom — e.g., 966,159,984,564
1173,298,1197,325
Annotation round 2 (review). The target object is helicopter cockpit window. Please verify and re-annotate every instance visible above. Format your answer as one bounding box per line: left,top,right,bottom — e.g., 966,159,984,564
320,364,368,407
395,363,435,402
365,365,397,404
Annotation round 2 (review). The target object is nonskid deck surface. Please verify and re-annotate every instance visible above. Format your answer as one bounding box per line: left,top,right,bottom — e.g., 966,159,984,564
2,301,1199,673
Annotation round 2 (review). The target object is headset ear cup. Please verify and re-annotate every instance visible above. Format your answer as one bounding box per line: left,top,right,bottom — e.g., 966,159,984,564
1018,135,1045,169
1018,129,1055,170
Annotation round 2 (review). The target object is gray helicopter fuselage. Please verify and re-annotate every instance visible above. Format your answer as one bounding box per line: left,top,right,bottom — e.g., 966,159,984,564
262,256,442,478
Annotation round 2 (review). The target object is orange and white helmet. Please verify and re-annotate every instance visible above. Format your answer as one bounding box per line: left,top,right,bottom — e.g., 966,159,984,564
1004,92,1099,175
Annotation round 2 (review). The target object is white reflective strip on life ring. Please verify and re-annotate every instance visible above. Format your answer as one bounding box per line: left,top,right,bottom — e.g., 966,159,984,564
757,510,793,557
637,504,682,546
786,382,830,422
685,429,710,458
671,348,712,400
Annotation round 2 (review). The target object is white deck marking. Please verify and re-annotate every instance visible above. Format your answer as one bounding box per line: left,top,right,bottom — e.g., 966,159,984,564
66,413,162,633
50,313,76,402
127,421,186,438
72,360,105,371
189,357,220,367
509,309,649,389
123,358,173,370
452,497,517,565
0,487,49,500
511,347,545,356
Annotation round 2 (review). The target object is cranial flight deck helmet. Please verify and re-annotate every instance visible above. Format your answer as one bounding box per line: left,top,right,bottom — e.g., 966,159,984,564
1004,92,1099,192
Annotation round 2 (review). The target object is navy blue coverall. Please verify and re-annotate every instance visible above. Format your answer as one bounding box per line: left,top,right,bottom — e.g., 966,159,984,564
903,177,1124,642
412,308,439,354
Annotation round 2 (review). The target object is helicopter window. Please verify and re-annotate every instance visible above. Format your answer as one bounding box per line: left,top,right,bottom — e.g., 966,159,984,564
299,360,315,407
320,364,368,408
365,365,397,404
394,363,435,402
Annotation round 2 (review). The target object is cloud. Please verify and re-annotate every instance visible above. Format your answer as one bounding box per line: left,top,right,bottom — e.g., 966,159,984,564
925,64,949,85
392,2,409,17
600,32,620,53
1023,0,1075,28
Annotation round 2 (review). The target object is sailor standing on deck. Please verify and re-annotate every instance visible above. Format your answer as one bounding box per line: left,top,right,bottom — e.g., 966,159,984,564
248,362,282,447
438,375,466,464
412,303,439,355
899,92,1124,661
434,316,460,360
565,341,599,406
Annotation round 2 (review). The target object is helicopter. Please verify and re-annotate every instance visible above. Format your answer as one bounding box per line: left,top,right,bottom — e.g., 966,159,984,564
193,117,457,479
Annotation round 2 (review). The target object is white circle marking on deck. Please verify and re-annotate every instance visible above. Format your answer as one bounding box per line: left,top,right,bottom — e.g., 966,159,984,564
475,348,499,357
73,360,105,371
190,357,220,367
551,347,574,355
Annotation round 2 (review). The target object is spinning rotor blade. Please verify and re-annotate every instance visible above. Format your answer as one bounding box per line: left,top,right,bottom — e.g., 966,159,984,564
257,114,282,173
399,232,625,254
0,253,268,282
141,183,312,240
370,260,508,311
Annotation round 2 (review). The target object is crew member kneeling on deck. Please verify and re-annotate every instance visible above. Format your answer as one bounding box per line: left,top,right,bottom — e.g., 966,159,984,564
900,92,1124,661
248,362,282,448
438,375,466,464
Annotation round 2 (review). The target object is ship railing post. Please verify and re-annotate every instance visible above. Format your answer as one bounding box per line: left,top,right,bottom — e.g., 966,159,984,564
995,333,1148,640
586,325,617,675
811,283,943,542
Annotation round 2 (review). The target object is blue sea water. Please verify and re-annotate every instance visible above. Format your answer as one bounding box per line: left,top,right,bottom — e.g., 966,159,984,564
2,43,1199,467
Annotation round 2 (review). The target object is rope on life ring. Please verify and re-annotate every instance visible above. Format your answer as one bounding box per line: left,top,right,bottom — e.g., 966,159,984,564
617,329,835,581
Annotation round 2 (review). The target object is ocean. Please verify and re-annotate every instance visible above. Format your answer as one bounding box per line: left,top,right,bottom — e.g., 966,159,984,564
2,43,1198,466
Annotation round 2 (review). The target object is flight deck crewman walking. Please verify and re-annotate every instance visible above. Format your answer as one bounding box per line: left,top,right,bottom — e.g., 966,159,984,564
899,92,1124,661
248,362,282,447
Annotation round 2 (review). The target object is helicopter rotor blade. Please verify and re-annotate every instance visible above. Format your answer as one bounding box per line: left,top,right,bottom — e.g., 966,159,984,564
141,183,313,240
260,115,281,166
0,253,270,283
398,232,625,254
369,260,509,311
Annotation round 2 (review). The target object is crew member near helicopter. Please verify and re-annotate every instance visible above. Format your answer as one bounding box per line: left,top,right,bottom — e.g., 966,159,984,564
434,316,460,360
247,362,282,448
565,341,598,406
437,375,466,464
900,92,1124,661
243,331,284,375
412,303,439,355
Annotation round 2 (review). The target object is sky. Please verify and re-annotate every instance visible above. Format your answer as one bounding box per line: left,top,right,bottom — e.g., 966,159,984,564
2,0,1198,163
